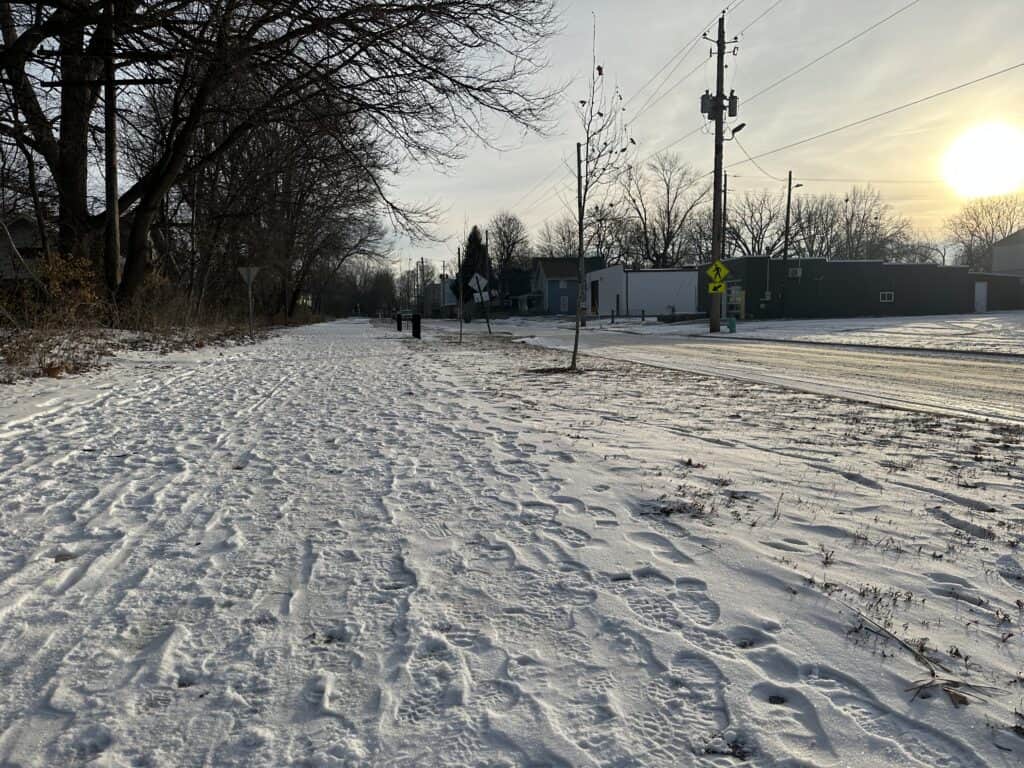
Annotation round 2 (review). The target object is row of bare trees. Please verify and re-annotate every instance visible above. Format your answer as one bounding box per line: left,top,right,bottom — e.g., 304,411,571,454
537,161,921,268
1,0,557,326
490,155,1024,278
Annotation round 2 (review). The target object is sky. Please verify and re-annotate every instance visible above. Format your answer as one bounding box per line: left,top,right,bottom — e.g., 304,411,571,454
392,0,1024,273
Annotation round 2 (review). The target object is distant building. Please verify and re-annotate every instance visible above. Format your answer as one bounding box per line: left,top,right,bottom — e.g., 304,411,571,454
501,267,536,313
585,264,699,317
425,277,458,317
992,230,1024,277
697,257,1024,319
531,257,605,314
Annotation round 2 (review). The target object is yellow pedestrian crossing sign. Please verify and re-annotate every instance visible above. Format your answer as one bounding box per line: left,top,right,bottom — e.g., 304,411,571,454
708,281,726,295
706,260,730,283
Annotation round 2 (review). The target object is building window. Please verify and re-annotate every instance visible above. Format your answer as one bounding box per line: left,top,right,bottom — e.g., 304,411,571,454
559,279,567,289
560,295,569,313
879,291,895,303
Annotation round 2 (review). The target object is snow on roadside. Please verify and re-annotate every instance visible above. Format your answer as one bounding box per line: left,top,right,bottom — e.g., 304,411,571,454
0,319,1022,766
714,311,1024,356
567,311,1024,357
437,310,1024,356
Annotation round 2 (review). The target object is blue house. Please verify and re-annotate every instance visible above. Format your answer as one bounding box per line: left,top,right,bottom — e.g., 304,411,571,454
531,257,605,314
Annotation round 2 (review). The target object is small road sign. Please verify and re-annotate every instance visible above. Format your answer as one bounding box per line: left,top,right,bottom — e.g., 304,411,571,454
708,281,726,295
238,266,261,339
471,274,493,334
238,266,260,286
706,260,730,283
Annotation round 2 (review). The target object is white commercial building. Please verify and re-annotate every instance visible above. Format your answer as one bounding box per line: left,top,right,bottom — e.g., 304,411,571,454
585,265,700,317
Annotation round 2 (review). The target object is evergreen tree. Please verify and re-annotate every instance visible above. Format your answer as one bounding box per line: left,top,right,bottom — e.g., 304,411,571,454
456,226,491,300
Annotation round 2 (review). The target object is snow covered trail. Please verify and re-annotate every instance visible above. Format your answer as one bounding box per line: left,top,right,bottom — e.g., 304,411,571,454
0,320,1022,766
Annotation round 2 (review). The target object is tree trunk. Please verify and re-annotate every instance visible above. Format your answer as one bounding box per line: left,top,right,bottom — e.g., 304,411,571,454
56,28,98,267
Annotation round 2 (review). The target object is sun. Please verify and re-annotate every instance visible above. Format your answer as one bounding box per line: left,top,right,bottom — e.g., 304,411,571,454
942,123,1024,199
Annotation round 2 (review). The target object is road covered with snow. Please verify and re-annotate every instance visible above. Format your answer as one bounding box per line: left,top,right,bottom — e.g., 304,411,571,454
2,319,1024,766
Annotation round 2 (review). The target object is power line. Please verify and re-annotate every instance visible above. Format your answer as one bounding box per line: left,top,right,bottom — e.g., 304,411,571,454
740,0,786,36
623,0,746,110
732,60,1024,168
626,0,759,123
747,0,927,105
631,58,708,124
520,175,575,217
727,174,943,186
505,0,754,221
508,162,564,210
734,136,785,181
789,177,942,185
623,31,703,111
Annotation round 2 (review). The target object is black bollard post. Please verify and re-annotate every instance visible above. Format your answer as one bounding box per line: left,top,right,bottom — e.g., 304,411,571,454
396,313,403,332
611,310,615,325
641,309,646,322
412,314,421,339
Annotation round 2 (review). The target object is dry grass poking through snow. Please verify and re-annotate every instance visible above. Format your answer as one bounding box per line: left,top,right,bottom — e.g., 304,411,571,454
452,332,1024,755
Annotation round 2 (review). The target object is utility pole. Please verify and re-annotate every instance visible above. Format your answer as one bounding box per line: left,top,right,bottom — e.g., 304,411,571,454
722,171,729,258
103,0,121,299
457,246,464,343
781,171,803,317
481,231,492,335
782,171,795,264
701,14,738,333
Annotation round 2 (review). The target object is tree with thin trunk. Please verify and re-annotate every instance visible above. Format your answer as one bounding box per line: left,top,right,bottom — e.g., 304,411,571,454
570,28,630,371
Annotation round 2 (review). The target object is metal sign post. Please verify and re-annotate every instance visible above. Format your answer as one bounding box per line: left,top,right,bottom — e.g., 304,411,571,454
706,260,729,326
471,274,492,335
238,267,261,340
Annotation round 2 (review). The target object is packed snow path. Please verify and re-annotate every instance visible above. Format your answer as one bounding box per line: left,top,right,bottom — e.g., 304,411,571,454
1,320,1023,766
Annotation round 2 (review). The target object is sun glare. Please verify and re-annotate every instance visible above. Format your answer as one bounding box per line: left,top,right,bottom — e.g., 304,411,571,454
942,123,1024,199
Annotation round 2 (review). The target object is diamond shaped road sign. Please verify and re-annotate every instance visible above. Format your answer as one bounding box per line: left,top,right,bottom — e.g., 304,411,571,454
706,260,730,283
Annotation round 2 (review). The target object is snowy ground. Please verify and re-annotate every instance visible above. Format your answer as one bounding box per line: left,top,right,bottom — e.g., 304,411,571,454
440,316,1024,426
453,311,1024,357
1,320,1024,766
709,312,1024,356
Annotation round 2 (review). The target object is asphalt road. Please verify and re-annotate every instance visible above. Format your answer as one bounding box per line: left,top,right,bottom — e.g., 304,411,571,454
424,316,1024,426
565,333,1024,425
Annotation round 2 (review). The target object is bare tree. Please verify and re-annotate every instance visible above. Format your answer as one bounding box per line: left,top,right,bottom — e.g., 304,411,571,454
488,211,530,298
835,186,910,261
791,194,843,260
1,0,558,306
570,30,631,370
683,207,715,265
785,187,911,262
620,152,707,266
946,193,1024,271
536,215,577,260
728,190,785,258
